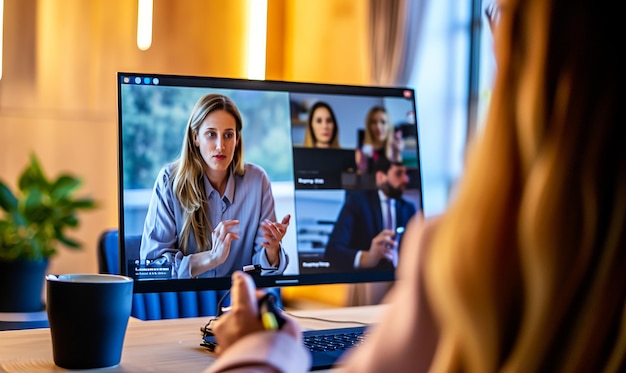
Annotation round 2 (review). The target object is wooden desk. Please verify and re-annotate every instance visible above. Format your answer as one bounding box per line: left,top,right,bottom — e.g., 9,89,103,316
0,305,383,372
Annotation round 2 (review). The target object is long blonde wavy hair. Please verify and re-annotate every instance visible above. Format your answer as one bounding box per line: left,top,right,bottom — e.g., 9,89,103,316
171,94,245,254
425,0,625,371
362,106,396,161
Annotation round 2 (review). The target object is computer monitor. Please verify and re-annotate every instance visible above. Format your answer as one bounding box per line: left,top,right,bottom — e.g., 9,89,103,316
116,72,423,293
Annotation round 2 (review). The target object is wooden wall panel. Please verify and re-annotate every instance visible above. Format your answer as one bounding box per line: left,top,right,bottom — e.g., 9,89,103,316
282,0,369,85
0,0,370,305
1,0,37,110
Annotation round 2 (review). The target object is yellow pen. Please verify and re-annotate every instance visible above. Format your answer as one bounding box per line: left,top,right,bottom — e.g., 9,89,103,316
258,293,284,330
261,310,279,330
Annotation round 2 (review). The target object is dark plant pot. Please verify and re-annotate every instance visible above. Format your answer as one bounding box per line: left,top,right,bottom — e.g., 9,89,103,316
0,259,49,312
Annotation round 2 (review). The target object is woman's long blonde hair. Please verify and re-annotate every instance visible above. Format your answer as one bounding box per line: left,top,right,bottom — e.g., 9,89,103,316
171,94,244,254
425,0,625,371
363,106,396,160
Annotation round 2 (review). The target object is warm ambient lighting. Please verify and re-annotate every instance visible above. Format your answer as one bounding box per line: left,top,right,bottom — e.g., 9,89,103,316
137,0,153,51
247,0,267,80
0,0,4,80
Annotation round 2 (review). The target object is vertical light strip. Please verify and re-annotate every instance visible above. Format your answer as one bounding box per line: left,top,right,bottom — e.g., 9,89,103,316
137,0,153,51
0,0,4,80
247,0,267,80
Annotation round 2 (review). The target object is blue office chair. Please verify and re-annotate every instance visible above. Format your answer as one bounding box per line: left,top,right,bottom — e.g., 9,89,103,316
98,229,281,320
0,315,49,331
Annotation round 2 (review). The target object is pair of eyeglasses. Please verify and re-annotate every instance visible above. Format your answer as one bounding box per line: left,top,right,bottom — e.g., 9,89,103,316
484,2,500,32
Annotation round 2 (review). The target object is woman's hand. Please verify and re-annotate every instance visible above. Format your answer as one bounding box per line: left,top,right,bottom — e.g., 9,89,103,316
260,214,290,265
211,271,302,354
211,220,240,263
189,220,240,277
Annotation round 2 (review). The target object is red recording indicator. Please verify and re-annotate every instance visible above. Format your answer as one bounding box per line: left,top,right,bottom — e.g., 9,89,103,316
403,90,412,98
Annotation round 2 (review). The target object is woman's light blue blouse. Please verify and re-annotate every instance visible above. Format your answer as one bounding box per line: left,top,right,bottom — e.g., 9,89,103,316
140,162,288,278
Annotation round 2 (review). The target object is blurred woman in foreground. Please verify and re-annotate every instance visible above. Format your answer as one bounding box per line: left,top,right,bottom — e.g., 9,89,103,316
205,0,625,371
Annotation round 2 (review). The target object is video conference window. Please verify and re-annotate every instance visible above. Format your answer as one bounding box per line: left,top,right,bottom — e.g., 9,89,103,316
287,93,421,274
118,74,422,289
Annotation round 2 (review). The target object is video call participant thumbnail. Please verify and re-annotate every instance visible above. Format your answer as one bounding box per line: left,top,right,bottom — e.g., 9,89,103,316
356,105,404,174
324,158,417,272
303,101,340,149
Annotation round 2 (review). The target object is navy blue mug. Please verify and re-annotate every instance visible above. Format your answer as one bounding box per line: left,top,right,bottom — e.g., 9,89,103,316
46,274,133,369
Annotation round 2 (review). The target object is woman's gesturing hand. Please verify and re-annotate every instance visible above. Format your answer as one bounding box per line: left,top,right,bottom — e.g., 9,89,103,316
189,220,240,277
261,214,290,265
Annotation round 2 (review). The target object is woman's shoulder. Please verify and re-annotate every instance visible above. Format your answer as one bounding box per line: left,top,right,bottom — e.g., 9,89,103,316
155,162,177,186
243,162,270,178
239,163,271,191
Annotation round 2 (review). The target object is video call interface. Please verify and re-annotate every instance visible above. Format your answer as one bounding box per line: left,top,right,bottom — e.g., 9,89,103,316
117,73,423,291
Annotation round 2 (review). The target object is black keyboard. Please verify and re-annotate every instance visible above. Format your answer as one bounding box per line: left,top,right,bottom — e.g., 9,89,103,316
201,325,367,371
303,326,367,370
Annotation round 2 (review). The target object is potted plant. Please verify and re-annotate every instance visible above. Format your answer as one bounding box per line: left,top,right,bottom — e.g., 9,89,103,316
0,154,96,312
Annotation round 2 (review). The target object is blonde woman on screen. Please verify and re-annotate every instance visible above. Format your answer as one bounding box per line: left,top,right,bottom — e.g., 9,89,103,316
356,105,404,174
140,94,290,279
204,0,626,371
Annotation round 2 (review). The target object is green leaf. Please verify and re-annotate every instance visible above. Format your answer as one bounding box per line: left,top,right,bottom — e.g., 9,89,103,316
56,234,81,249
71,198,97,210
51,175,81,200
18,154,49,193
23,189,50,224
60,214,79,228
0,181,18,213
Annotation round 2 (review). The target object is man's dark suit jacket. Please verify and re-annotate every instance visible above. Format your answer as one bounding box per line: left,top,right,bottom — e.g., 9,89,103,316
324,189,417,272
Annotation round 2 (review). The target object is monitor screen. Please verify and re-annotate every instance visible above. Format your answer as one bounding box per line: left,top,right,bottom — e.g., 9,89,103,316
116,72,423,293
